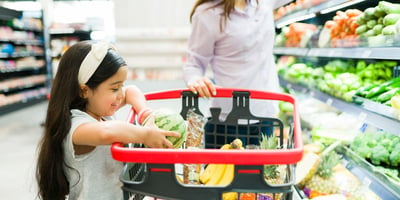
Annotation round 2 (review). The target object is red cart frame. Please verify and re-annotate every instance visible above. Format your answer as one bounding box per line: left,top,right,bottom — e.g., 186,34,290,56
111,88,303,200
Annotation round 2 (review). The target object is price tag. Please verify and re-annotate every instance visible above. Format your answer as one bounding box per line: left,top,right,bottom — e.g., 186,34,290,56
358,112,368,121
328,50,335,57
361,50,372,58
308,49,317,57
326,98,333,106
362,177,372,187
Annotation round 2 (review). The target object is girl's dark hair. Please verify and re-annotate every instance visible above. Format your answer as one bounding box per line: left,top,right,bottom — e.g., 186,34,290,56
189,0,258,32
36,40,126,200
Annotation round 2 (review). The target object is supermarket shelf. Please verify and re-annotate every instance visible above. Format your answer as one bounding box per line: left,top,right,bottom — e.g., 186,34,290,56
273,47,308,57
275,0,368,28
279,77,400,135
0,66,45,73
0,39,44,46
337,145,400,200
115,28,190,41
308,47,400,60
49,29,91,40
0,6,22,20
0,94,46,116
274,47,400,60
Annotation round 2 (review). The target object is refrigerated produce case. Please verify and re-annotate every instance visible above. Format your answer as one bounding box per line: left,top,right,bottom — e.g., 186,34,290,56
274,0,400,199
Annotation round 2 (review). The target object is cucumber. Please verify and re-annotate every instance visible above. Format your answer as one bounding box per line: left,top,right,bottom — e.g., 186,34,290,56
365,85,390,98
377,88,400,103
386,76,400,86
355,84,378,97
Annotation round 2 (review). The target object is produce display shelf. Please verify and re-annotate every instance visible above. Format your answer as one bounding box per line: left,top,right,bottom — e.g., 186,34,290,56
353,95,399,121
274,47,400,60
273,47,308,57
308,47,400,60
336,145,400,200
279,77,400,136
275,0,365,28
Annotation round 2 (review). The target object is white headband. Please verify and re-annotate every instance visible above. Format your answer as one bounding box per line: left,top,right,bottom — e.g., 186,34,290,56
78,41,116,84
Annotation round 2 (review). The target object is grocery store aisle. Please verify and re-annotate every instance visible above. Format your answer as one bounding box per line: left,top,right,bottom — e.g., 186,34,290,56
0,80,186,200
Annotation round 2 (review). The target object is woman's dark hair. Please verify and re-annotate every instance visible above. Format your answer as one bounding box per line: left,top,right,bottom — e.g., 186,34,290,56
190,0,258,32
36,40,126,200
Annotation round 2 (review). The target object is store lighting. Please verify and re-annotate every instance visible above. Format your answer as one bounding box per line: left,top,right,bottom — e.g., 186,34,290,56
276,13,316,28
320,0,367,14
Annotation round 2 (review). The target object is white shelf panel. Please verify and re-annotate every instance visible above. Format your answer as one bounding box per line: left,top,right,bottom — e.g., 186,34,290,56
115,28,190,41
116,42,187,55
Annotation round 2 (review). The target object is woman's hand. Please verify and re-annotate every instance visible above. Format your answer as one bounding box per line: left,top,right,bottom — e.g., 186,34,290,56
188,77,217,97
142,115,180,148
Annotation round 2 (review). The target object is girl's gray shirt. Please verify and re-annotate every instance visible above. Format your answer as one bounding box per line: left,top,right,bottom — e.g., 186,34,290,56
64,109,123,200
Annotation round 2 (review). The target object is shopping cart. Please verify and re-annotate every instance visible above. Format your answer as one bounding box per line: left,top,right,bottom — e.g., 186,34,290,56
111,88,303,200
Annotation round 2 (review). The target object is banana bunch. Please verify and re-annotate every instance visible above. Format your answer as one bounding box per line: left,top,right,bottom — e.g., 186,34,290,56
199,139,243,186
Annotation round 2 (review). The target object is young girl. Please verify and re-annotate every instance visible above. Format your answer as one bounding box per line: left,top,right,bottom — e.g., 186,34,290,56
36,40,179,200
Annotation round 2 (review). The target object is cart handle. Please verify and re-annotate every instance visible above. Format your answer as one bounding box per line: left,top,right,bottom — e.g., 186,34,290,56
144,88,296,103
111,88,303,165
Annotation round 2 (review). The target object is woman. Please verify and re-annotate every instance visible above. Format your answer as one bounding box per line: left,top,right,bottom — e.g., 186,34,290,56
183,0,293,146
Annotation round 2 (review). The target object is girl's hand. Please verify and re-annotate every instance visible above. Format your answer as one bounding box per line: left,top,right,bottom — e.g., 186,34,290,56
188,77,216,98
142,116,180,148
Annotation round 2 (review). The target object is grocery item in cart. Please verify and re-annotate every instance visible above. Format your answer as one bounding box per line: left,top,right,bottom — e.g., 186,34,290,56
183,109,207,184
142,108,187,148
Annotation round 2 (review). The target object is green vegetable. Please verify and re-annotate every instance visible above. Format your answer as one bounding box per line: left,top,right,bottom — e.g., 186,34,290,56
356,24,368,34
377,88,400,102
363,29,376,37
374,166,400,183
356,60,367,71
389,143,400,166
356,13,366,25
373,24,384,34
365,85,389,98
355,144,373,159
370,145,390,165
377,17,384,25
367,19,377,29
364,7,376,18
382,25,397,35
374,6,387,18
378,1,400,14
355,84,378,97
382,60,398,67
383,13,400,26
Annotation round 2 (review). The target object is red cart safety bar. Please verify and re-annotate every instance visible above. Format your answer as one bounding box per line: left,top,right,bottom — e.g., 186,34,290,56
111,88,303,165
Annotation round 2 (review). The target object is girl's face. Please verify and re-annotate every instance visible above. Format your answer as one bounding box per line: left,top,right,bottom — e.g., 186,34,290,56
85,66,128,120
